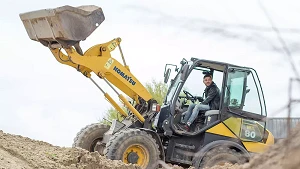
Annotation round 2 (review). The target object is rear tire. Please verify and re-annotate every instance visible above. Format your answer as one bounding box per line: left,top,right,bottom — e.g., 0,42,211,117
104,128,160,169
196,146,247,169
72,123,110,155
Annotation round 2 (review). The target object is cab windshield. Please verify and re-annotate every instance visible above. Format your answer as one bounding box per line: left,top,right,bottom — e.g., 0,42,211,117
165,73,181,104
164,61,192,104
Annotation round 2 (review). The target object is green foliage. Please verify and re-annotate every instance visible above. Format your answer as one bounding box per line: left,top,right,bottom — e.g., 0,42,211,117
100,79,168,125
100,106,126,125
178,87,193,105
144,79,168,105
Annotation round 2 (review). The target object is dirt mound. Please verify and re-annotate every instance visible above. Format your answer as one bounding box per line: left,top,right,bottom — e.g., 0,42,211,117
0,130,140,169
1,123,300,169
239,123,300,169
208,123,300,169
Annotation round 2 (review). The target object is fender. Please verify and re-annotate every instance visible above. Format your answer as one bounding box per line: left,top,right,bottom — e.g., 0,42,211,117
139,128,165,161
193,140,251,167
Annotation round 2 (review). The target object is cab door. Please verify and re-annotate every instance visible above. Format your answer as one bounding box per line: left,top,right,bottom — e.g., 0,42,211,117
221,67,268,142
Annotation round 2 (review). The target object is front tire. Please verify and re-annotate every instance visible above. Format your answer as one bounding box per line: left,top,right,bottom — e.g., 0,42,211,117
104,129,160,169
72,123,110,155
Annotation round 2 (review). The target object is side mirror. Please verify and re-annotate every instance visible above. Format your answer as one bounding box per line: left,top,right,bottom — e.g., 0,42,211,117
164,68,171,83
180,64,189,81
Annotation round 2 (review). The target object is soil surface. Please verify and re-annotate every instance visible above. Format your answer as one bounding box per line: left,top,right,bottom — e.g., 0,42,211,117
1,124,300,169
206,123,300,169
0,130,139,169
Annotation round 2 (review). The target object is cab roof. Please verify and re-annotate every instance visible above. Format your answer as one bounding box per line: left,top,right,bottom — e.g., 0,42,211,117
191,57,250,72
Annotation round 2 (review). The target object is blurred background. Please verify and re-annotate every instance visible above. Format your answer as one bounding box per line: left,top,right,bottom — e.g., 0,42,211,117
0,0,299,147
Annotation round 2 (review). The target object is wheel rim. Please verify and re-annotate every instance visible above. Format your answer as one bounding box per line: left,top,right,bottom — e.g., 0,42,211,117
90,139,101,152
122,144,149,168
90,138,106,155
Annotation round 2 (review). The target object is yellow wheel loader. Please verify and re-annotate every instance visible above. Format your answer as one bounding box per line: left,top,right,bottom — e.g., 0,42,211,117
19,5,275,169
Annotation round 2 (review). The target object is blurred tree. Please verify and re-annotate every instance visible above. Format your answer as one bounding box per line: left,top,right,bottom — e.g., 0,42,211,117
100,79,168,125
100,106,126,125
144,79,168,105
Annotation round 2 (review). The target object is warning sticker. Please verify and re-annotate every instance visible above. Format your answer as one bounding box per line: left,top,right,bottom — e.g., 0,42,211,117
104,58,114,69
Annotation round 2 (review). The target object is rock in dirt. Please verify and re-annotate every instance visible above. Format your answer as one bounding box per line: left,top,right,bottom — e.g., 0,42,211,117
0,130,139,169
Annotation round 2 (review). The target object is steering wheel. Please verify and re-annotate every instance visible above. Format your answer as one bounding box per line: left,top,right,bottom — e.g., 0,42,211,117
183,90,195,101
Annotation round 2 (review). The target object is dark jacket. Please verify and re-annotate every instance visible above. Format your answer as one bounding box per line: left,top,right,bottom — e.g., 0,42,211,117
202,82,220,110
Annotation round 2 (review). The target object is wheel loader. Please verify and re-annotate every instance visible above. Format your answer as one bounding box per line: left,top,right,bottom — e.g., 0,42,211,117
19,5,275,169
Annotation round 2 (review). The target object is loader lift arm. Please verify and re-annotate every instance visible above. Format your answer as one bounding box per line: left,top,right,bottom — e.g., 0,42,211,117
19,5,157,124
49,38,152,122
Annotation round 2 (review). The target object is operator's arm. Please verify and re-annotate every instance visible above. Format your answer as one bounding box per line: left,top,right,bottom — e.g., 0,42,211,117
202,87,219,105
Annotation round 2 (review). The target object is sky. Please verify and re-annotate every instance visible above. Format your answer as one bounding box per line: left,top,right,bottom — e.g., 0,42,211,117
0,0,300,147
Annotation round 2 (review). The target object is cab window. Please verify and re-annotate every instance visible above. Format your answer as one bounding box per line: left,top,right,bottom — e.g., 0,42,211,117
224,68,264,116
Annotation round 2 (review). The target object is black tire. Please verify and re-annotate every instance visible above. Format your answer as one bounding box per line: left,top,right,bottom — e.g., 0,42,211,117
104,128,160,169
196,146,247,169
72,123,110,155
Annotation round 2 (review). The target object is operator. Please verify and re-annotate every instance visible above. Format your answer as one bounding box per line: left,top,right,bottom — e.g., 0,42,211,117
179,74,220,131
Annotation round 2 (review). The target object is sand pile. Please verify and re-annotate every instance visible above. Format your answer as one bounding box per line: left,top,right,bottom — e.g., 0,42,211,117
0,130,140,169
1,123,300,169
207,123,300,169
239,123,300,169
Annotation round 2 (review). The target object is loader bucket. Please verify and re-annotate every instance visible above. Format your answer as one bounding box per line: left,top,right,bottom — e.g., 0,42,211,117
19,5,105,47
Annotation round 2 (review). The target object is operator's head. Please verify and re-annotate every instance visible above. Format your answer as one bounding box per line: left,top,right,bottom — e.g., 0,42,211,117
203,74,213,87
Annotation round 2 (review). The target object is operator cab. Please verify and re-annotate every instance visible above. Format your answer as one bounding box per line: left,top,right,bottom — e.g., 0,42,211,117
172,60,224,132
157,58,267,136
173,65,223,132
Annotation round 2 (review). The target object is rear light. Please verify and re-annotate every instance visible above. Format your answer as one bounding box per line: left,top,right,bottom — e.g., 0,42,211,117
152,103,161,112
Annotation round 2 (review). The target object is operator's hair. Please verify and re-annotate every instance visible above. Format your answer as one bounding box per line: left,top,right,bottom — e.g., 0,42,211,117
203,74,212,79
